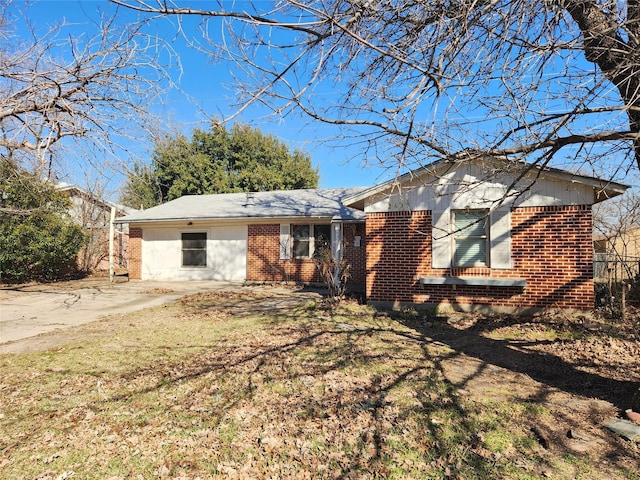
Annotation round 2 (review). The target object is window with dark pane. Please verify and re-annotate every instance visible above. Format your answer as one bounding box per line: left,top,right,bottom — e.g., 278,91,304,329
313,224,331,257
290,224,332,259
182,232,207,267
453,210,488,267
292,224,310,258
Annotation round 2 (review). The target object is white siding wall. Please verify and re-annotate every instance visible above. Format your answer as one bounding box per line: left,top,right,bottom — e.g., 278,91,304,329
209,226,248,281
141,225,247,281
364,161,595,213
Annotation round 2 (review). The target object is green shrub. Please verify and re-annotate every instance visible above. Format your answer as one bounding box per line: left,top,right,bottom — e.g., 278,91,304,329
0,162,88,282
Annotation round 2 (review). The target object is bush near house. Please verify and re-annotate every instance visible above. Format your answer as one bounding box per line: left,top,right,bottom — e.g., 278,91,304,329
0,163,87,282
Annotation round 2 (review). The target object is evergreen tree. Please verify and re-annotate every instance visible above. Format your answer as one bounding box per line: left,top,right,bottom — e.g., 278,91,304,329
121,123,319,208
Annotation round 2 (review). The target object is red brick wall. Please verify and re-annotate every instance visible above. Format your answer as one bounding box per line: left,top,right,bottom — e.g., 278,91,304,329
247,223,366,290
128,227,142,280
367,211,430,303
247,224,319,283
510,205,593,310
366,206,594,311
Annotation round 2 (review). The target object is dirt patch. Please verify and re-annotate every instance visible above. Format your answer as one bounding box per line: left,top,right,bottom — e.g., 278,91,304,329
440,313,640,402
179,289,320,315
141,287,176,294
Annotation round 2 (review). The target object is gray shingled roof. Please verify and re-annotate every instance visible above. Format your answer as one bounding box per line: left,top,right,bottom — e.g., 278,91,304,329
115,187,368,224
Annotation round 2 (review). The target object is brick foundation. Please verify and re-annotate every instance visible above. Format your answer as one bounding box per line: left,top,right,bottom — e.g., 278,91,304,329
366,206,594,311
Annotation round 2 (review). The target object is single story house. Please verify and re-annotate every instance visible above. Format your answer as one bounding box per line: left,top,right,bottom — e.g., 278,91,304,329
116,156,628,313
116,187,368,286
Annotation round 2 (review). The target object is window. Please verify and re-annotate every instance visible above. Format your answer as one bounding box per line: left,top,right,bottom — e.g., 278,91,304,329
314,224,331,256
182,232,207,267
291,224,331,259
452,210,488,267
292,224,310,258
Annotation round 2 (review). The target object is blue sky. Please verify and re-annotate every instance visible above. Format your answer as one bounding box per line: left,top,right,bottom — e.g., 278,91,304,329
12,0,640,200
14,0,392,198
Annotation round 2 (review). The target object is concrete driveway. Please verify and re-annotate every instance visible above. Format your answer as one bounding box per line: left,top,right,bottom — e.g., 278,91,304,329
0,278,240,351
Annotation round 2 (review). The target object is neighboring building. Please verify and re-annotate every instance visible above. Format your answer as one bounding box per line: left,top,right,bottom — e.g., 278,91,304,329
57,183,135,272
593,226,640,281
594,226,640,259
116,157,628,312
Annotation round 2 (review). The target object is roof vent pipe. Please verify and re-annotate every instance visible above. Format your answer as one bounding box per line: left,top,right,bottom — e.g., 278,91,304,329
245,192,255,207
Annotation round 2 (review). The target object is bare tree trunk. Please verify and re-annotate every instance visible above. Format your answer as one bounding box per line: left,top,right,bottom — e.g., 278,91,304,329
565,1,640,166
109,206,116,282
621,280,627,320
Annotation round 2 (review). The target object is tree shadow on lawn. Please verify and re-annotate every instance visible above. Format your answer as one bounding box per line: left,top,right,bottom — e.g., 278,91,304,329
43,303,633,478
371,312,640,473
393,312,639,411
100,313,502,478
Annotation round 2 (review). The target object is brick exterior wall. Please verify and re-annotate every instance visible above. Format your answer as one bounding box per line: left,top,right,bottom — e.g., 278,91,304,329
367,211,430,303
510,205,593,310
247,223,366,290
366,206,594,311
128,227,142,280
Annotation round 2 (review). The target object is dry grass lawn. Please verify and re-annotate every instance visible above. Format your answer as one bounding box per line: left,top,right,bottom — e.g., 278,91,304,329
0,290,638,479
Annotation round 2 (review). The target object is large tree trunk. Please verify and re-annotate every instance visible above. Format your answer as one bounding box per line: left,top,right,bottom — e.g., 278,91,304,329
565,1,640,166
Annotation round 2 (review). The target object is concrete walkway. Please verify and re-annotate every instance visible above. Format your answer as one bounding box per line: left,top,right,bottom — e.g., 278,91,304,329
0,278,240,350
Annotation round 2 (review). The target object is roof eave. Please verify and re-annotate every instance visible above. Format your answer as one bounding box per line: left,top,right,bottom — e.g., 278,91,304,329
593,183,629,204
115,213,359,225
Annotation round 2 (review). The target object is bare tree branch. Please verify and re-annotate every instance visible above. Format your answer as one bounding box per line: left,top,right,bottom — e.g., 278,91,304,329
110,0,640,178
0,4,171,178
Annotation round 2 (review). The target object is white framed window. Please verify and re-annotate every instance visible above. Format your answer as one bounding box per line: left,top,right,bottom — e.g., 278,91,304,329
181,232,207,267
452,209,489,267
290,224,331,259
